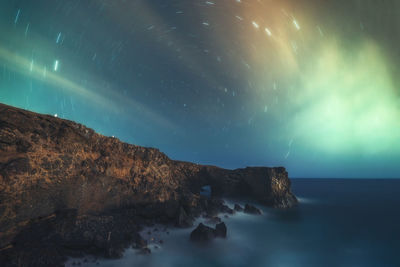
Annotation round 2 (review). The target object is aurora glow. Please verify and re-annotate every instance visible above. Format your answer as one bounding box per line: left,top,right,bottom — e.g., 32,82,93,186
0,0,399,178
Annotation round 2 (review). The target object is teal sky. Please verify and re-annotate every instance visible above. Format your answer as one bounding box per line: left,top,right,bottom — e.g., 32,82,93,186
1,0,399,178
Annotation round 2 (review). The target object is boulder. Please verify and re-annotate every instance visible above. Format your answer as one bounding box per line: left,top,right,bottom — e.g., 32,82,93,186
190,223,216,242
138,247,151,254
234,204,243,212
214,222,227,238
244,204,262,215
190,222,227,241
221,205,235,215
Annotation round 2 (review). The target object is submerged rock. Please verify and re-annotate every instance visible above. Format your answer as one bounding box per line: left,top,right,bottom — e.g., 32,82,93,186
214,222,227,238
190,222,227,242
138,247,151,255
221,204,235,215
234,204,244,212
244,204,262,215
190,223,216,242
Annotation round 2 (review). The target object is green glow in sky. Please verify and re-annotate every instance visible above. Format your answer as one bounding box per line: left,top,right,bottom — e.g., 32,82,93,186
292,39,400,155
1,0,400,177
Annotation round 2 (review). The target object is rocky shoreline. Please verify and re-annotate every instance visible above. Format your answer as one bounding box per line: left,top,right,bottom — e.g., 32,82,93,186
0,103,297,266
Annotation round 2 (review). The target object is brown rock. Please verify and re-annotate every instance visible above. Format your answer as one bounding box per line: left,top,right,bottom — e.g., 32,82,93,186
0,103,297,264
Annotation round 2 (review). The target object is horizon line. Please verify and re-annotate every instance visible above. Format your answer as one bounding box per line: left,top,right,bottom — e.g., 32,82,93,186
290,177,400,179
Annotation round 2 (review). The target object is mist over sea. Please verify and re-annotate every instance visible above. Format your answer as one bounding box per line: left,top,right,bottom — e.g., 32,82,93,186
67,179,400,267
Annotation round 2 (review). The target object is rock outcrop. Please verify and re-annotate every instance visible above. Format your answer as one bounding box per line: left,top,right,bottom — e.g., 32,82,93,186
190,222,227,242
0,103,297,265
234,204,244,212
244,204,262,215
214,222,227,238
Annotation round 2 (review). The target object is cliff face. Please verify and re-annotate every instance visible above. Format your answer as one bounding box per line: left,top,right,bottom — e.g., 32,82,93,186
0,103,297,249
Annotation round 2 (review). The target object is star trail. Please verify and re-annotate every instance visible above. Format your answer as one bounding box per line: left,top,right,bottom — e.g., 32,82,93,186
1,0,399,178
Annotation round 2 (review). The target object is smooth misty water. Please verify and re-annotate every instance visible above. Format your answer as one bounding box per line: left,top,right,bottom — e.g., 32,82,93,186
67,179,400,267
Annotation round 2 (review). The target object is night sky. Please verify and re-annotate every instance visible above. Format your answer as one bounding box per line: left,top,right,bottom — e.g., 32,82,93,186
1,0,399,178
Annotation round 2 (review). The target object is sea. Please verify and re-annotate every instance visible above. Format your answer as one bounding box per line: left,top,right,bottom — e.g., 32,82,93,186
66,179,400,267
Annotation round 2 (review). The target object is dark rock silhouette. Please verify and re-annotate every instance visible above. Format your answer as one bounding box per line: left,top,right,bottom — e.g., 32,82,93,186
221,205,235,215
138,248,151,255
190,222,227,241
214,222,227,238
244,204,262,215
234,204,244,212
0,103,297,266
190,223,216,242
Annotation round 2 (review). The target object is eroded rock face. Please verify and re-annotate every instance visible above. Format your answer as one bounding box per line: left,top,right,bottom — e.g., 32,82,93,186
198,166,298,208
0,103,297,263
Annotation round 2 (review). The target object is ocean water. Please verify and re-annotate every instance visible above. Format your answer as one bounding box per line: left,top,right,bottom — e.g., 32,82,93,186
67,179,400,267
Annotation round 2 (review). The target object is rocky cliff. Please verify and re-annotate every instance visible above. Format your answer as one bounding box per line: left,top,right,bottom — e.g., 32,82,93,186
0,103,297,265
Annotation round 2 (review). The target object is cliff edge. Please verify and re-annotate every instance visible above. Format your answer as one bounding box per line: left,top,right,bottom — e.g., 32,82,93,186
0,103,297,265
